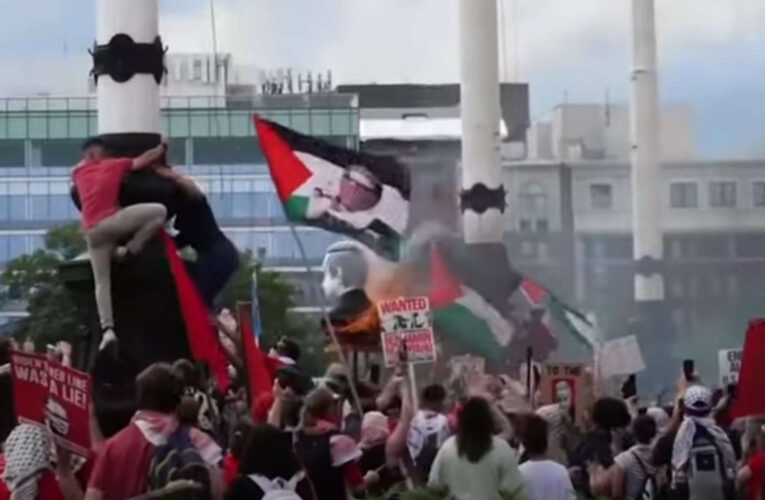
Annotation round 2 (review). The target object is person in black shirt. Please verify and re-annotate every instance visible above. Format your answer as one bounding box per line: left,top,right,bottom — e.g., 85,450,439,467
225,424,315,500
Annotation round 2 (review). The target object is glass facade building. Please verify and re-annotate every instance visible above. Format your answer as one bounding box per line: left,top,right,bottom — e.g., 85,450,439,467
0,95,358,306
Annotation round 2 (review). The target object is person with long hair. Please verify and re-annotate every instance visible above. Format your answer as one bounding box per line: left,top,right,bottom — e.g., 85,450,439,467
428,397,527,500
225,424,314,500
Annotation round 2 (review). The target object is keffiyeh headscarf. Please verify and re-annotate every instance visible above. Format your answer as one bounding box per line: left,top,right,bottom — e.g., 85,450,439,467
2,424,53,500
672,386,735,477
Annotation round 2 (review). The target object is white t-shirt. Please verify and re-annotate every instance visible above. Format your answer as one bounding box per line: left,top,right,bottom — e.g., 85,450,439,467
519,459,576,500
407,410,450,460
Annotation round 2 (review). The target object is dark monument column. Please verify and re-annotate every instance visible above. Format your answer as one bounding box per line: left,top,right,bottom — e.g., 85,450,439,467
61,0,192,437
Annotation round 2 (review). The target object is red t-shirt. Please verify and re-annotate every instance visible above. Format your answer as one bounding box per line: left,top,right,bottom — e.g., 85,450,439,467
222,454,240,488
88,423,154,500
72,158,133,230
748,452,765,500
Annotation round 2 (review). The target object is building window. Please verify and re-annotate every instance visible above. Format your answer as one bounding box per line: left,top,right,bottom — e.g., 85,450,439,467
590,184,613,209
670,182,698,208
753,182,765,207
519,182,548,215
520,241,535,258
709,181,736,207
536,219,549,233
192,60,202,81
519,219,532,232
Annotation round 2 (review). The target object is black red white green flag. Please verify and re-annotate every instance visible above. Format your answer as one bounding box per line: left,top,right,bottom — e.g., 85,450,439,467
254,117,410,260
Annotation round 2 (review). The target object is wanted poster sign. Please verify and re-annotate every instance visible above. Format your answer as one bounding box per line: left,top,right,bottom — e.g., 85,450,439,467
10,351,92,455
378,296,436,367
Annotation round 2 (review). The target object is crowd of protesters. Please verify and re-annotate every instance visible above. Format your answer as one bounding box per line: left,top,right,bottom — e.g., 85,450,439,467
2,325,765,500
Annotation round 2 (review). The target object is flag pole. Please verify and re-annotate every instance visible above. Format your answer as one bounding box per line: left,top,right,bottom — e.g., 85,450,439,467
287,225,364,415
526,347,533,404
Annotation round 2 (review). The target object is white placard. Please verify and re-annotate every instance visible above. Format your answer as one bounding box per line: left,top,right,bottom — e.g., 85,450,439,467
718,348,742,386
596,335,646,379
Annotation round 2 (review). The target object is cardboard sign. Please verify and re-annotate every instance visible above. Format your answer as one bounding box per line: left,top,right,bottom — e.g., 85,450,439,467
10,351,92,455
596,335,646,379
718,348,742,386
540,362,593,425
378,296,436,367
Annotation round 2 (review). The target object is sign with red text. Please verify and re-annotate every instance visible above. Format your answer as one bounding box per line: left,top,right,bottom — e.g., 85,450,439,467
10,351,92,455
378,296,436,367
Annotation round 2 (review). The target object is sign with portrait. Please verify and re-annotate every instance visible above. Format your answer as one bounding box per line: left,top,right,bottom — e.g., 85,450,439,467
540,362,593,425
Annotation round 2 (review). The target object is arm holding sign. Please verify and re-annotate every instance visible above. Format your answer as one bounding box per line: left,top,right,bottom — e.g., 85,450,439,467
386,364,414,468
55,447,84,500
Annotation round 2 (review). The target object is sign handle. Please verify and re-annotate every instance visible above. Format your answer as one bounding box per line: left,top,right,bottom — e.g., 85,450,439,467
526,347,533,404
408,363,419,409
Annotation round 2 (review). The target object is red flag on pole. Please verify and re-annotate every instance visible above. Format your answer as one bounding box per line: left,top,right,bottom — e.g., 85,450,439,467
731,318,765,418
236,303,274,419
161,233,229,391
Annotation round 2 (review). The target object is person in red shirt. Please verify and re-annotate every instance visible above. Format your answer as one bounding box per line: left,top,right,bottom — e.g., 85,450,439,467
71,138,168,349
84,362,223,500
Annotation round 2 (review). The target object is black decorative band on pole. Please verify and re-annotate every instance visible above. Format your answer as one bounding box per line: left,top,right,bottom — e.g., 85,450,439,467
459,183,507,214
91,34,166,84
635,255,663,277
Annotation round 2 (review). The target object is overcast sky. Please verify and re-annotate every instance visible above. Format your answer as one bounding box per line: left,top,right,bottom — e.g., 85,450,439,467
0,0,763,158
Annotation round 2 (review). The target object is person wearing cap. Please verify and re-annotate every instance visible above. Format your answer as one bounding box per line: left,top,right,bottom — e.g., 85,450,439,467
671,385,736,498
294,387,368,500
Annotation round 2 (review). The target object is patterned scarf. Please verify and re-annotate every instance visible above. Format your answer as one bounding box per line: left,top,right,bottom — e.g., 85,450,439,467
2,424,52,500
671,416,736,476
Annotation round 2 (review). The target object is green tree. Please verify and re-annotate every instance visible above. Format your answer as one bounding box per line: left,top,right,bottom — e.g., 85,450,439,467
218,250,327,374
0,222,85,348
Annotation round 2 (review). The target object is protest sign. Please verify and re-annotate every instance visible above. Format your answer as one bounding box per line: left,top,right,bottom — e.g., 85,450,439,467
10,350,92,455
718,348,742,386
540,362,593,425
596,335,646,380
378,296,436,367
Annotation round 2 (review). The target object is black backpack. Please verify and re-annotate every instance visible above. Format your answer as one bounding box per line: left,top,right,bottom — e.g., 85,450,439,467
294,431,346,500
632,451,658,500
147,426,212,500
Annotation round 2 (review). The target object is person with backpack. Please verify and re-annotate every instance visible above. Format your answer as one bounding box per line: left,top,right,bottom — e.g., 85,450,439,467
671,385,736,500
294,387,368,500
84,363,223,500
407,384,451,483
611,415,659,500
225,424,314,500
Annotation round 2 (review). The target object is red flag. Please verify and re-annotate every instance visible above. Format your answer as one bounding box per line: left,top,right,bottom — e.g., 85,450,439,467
731,318,765,418
161,233,229,391
236,303,273,415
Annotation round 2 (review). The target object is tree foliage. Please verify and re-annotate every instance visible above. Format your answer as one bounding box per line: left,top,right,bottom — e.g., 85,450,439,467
0,222,84,348
218,250,327,374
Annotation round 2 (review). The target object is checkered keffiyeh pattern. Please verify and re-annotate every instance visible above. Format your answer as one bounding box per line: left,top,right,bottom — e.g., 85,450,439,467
2,424,52,500
684,385,712,412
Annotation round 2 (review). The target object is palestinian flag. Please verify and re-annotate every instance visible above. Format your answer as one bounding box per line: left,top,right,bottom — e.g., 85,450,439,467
428,244,515,361
514,278,595,349
254,117,410,260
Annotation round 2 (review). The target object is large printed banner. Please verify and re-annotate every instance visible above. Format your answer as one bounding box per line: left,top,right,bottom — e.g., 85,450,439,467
378,296,436,367
10,351,92,455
